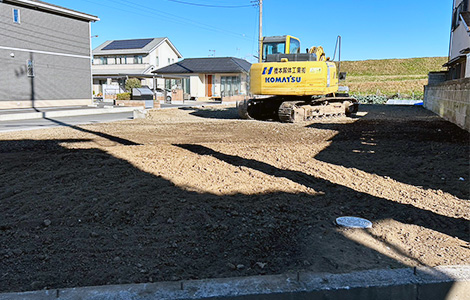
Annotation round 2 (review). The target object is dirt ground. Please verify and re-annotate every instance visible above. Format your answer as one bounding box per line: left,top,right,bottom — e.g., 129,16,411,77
0,104,469,293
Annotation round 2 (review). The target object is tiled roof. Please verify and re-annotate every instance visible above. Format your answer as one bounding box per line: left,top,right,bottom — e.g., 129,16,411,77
153,57,251,74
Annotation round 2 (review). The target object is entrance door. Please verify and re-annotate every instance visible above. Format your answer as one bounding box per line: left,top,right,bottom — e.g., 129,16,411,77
206,75,213,97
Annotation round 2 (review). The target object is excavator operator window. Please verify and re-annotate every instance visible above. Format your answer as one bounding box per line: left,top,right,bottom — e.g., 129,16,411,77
263,42,286,60
289,38,300,54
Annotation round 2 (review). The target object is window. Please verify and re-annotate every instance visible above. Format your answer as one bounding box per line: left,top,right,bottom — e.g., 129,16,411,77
263,42,285,59
166,79,181,90
13,8,20,24
156,56,159,67
289,38,300,54
168,58,171,65
27,59,34,77
133,55,143,64
116,56,126,64
100,57,108,65
452,0,469,30
183,78,190,94
220,76,240,97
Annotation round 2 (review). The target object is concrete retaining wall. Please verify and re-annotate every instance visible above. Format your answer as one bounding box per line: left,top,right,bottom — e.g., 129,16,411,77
115,100,160,109
424,78,470,131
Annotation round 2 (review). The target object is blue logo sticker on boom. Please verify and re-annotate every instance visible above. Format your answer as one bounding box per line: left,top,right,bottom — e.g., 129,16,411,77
262,67,273,75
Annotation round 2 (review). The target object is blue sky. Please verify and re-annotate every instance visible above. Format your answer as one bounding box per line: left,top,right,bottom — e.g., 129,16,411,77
47,0,452,62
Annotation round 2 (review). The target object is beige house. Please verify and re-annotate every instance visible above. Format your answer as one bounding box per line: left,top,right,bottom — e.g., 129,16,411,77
445,0,470,79
153,57,251,101
92,37,182,98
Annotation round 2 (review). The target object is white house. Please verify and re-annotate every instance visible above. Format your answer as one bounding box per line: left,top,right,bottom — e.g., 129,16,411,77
92,37,182,98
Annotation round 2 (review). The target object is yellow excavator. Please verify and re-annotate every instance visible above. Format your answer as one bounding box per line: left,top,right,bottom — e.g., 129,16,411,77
238,35,358,122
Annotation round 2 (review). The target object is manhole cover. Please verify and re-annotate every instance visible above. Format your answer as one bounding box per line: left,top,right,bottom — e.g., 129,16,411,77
336,216,372,229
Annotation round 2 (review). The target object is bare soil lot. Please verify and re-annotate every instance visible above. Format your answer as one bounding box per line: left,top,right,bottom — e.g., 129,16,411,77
0,104,469,293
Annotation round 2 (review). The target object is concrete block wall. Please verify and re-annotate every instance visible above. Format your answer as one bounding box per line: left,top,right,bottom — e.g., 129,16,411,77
427,72,448,85
424,78,470,131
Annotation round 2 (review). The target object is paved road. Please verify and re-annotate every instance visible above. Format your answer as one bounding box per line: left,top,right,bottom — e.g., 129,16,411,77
0,112,133,133
0,102,233,133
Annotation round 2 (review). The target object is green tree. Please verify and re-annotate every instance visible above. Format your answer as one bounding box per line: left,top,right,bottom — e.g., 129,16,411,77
125,78,142,92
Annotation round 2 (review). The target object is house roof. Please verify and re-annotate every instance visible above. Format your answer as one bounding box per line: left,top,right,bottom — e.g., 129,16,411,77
152,57,251,74
3,0,99,21
102,39,154,51
93,38,182,57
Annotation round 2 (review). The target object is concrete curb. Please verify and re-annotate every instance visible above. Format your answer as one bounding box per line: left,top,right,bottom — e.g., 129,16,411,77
160,101,237,106
386,99,424,105
1,265,469,300
0,107,141,122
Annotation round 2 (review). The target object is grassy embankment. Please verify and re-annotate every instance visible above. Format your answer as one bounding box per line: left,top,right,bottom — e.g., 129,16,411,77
340,57,447,100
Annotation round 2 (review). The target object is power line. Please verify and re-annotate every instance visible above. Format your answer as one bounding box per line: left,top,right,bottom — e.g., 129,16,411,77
167,0,255,8
83,0,253,41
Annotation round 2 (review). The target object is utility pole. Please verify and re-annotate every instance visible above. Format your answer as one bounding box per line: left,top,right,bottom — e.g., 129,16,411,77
258,0,263,63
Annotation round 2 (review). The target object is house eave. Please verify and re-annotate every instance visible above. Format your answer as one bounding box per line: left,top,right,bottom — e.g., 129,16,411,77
443,55,467,67
2,0,100,21
93,73,156,79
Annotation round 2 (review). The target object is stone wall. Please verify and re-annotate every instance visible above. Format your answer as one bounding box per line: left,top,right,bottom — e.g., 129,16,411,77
424,78,470,131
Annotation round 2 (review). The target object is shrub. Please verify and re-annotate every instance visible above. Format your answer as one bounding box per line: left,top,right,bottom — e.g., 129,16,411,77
116,93,131,100
125,78,142,92
352,94,388,104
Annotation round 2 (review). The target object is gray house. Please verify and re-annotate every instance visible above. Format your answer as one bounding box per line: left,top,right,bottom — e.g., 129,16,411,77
445,0,470,79
424,0,470,131
0,0,99,109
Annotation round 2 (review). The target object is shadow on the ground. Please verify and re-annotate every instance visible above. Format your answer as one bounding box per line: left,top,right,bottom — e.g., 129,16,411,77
177,144,469,244
0,105,465,296
309,105,470,200
43,117,140,146
183,106,241,120
0,137,429,293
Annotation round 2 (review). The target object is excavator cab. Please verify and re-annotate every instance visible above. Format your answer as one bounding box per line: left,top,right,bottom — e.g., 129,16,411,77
262,35,301,61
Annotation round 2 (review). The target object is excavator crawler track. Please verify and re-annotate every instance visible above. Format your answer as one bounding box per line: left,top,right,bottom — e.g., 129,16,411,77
238,96,358,123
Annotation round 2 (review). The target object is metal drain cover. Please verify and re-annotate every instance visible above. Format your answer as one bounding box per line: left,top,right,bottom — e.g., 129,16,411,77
336,216,372,229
